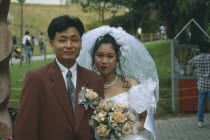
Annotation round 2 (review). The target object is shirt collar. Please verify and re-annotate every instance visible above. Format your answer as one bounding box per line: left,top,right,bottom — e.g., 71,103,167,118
56,58,77,76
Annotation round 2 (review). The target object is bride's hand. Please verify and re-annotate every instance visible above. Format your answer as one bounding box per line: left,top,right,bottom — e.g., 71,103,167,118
132,111,147,134
137,110,147,132
132,121,144,134
137,122,145,132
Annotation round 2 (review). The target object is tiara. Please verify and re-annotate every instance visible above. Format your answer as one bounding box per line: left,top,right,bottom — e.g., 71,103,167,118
97,36,104,42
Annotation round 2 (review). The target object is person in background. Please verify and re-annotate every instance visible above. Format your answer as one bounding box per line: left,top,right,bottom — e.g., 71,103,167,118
192,41,210,128
12,35,17,57
22,31,33,61
159,25,165,41
38,32,45,56
31,36,35,54
137,26,142,41
164,26,167,40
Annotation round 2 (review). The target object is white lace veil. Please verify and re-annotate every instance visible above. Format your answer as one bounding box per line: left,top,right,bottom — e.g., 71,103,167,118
77,25,159,106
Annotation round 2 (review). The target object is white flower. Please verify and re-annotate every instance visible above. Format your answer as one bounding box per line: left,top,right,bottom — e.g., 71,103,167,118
85,90,99,100
78,86,100,110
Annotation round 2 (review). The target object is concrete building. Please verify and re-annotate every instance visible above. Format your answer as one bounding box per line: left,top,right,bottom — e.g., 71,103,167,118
11,0,66,5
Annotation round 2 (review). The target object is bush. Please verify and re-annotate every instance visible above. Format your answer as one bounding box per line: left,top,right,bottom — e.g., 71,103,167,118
85,20,103,32
207,23,210,35
106,14,134,34
105,13,164,35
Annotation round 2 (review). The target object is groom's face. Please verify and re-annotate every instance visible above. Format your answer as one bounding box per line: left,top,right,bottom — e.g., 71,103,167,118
50,27,81,68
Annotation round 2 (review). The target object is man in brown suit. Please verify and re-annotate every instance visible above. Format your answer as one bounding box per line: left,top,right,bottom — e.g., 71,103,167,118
14,15,104,140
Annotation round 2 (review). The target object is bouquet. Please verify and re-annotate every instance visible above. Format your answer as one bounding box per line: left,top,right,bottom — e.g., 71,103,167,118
78,86,101,110
89,100,136,140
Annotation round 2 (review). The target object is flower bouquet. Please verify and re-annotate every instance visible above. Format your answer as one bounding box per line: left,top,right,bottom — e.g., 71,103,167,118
78,86,101,110
89,100,136,140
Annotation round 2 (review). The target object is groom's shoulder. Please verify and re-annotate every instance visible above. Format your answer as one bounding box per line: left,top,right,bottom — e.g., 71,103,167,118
24,63,52,79
78,65,100,78
27,63,50,75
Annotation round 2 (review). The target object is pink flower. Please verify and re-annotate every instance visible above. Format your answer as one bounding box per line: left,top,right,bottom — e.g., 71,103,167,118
6,136,13,140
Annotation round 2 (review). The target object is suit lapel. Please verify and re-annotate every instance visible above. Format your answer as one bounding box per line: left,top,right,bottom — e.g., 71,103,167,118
75,65,88,133
49,60,75,130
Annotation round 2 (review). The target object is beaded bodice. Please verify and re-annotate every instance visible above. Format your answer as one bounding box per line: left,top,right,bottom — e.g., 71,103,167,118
106,92,129,108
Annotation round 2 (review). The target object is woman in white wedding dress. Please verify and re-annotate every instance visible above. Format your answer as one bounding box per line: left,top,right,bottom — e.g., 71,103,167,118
77,26,159,140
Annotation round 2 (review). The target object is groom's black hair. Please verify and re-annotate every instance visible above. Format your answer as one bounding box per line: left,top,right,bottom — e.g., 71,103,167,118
47,15,85,40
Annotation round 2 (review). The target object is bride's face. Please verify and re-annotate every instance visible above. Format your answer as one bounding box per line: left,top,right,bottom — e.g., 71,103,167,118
94,43,117,76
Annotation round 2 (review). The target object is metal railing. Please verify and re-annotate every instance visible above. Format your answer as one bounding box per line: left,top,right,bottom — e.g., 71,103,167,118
139,32,166,43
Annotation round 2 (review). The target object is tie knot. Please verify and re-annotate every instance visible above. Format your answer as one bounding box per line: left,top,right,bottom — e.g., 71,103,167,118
66,70,72,78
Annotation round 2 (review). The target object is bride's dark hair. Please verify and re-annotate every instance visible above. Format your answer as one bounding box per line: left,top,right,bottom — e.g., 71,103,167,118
91,33,129,88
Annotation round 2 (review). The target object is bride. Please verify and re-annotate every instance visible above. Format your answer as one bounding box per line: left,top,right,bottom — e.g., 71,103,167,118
77,26,159,140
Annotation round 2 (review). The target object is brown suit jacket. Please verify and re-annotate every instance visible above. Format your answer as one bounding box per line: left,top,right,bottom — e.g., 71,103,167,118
14,60,104,140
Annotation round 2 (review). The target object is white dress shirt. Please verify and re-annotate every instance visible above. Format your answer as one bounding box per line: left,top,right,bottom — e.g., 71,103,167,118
22,35,31,44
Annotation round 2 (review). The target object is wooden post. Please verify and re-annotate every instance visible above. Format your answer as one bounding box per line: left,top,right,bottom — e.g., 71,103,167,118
141,34,144,43
19,0,24,66
171,40,180,113
150,33,152,42
0,0,13,139
44,45,46,60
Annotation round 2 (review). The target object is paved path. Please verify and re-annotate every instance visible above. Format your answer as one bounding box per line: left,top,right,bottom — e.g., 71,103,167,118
10,54,56,64
144,113,210,140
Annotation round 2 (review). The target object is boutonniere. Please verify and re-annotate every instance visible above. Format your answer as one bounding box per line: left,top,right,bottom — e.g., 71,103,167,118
78,86,101,110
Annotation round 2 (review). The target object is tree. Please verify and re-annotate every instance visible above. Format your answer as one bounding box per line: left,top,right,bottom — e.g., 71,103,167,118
114,0,157,35
157,0,210,43
71,0,157,35
191,0,210,44
71,0,113,24
157,0,194,39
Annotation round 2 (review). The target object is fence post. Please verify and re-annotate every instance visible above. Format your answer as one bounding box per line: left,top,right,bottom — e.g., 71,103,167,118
150,33,153,41
141,34,144,43
44,45,46,60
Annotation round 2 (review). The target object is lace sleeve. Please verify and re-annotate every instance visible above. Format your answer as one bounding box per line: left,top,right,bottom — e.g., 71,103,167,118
128,78,157,139
128,78,157,114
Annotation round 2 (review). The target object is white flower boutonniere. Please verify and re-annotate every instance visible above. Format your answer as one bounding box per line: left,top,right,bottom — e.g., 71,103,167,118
78,86,101,110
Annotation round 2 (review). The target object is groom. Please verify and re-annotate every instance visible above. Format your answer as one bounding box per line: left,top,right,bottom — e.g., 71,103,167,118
14,15,104,140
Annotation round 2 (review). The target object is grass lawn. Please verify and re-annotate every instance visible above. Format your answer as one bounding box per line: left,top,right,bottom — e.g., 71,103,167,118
9,40,172,118
33,45,54,56
145,41,172,117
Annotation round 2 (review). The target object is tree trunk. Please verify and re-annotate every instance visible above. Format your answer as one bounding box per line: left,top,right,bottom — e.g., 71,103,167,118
101,1,107,24
0,0,13,139
98,3,101,21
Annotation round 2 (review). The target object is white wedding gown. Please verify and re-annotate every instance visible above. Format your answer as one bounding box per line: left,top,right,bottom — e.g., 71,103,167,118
106,79,157,140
